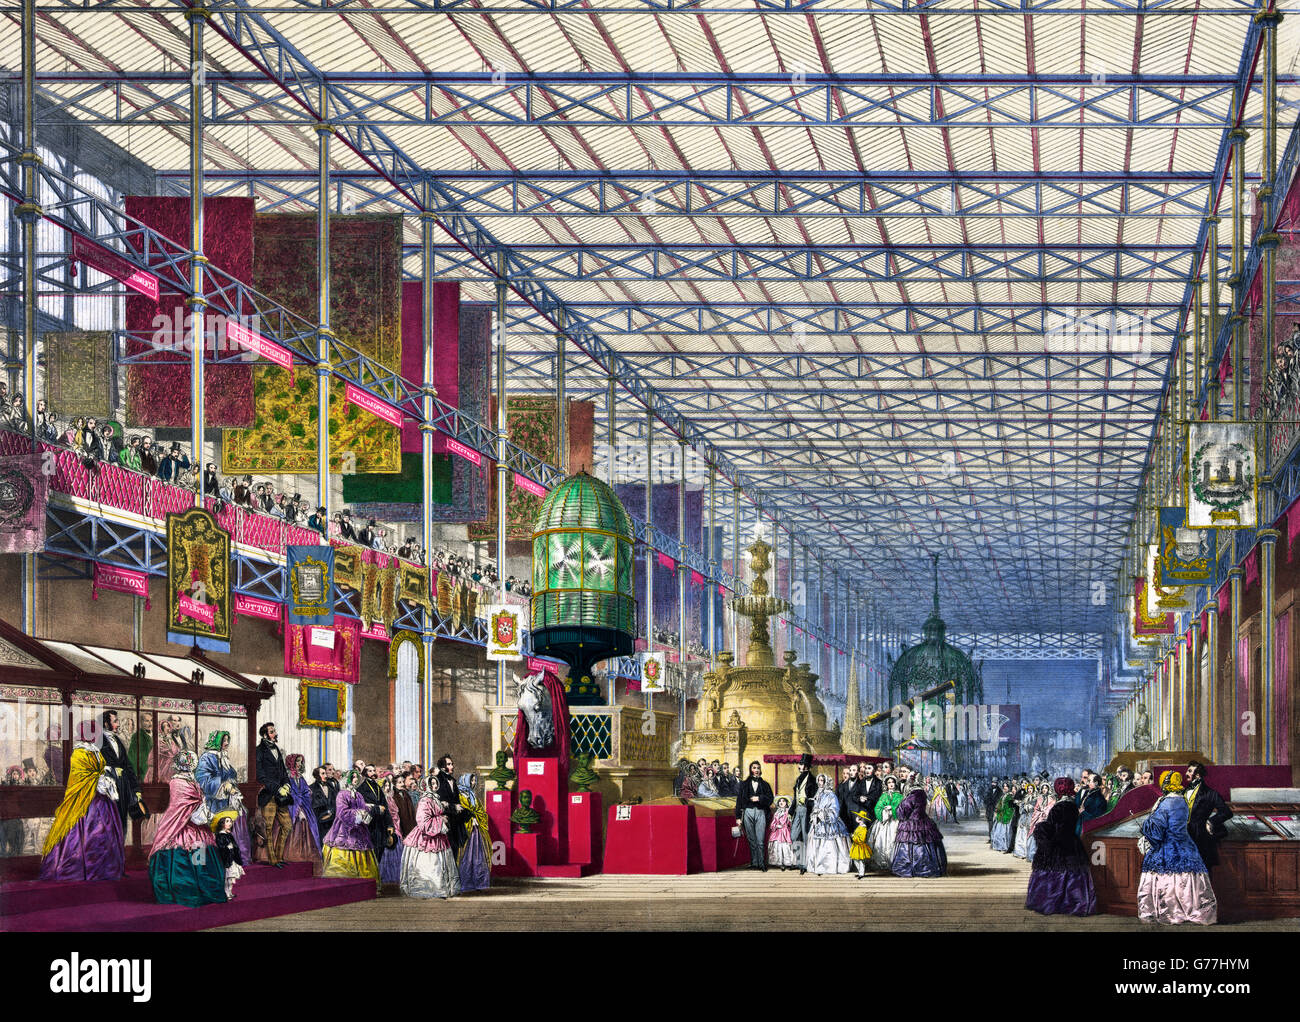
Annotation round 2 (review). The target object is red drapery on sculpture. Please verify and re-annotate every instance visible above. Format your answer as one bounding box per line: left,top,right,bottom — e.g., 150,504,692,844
513,670,570,780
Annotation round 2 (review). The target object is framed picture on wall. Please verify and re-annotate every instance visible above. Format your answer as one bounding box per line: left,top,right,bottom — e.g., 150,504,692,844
298,679,346,730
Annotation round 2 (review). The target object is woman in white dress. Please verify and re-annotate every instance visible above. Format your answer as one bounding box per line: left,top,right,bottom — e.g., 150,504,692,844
1012,782,1036,859
868,774,903,870
804,773,851,875
399,776,461,899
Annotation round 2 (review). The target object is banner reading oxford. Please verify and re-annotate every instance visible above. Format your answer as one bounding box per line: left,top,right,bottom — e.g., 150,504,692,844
166,507,231,652
287,545,335,626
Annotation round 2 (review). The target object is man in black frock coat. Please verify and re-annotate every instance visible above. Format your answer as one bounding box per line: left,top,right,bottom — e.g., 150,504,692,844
433,754,468,856
1183,760,1233,872
734,760,775,870
310,767,336,840
837,763,863,834
256,723,293,867
99,711,147,830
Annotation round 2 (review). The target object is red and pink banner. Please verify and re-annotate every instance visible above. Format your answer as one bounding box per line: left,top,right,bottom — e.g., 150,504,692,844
344,382,404,427
177,593,216,627
433,434,483,466
233,593,279,621
226,320,294,378
690,570,705,587
92,562,150,609
360,620,389,643
513,472,547,498
285,616,361,683
657,552,676,571
71,233,160,303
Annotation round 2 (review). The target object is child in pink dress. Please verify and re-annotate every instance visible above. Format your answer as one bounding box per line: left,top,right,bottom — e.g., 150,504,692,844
768,797,796,871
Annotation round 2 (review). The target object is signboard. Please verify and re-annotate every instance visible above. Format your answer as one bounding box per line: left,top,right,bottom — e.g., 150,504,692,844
434,434,483,466
344,382,404,428
91,562,150,609
166,507,231,652
513,472,547,498
233,593,279,621
71,233,160,302
226,320,294,376
485,604,524,661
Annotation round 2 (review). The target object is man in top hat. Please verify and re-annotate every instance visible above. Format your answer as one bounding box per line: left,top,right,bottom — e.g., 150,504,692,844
338,510,357,542
159,442,190,483
307,505,328,537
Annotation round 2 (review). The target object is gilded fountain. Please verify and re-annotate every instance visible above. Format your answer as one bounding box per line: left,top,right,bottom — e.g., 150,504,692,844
680,538,842,766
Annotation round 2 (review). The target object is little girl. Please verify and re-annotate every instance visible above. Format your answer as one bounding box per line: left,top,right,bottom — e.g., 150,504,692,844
767,797,796,871
850,810,873,879
213,810,245,900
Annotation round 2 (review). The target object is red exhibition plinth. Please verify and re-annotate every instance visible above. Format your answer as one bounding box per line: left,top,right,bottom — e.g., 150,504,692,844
518,756,566,864
603,803,693,874
566,791,603,870
485,787,520,875
513,831,540,875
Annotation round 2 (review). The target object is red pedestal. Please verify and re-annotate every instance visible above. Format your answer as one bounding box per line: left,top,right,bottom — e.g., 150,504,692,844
514,831,540,876
485,787,519,875
566,791,603,870
518,757,566,864
603,803,694,874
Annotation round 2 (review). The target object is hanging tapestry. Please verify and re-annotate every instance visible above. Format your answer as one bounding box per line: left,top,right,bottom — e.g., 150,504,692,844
165,507,231,652
284,615,361,684
345,295,488,521
45,331,112,420
1157,506,1213,585
0,454,47,554
359,563,400,633
399,562,432,616
1184,421,1259,530
287,545,335,626
123,196,255,427
468,396,595,543
222,214,402,474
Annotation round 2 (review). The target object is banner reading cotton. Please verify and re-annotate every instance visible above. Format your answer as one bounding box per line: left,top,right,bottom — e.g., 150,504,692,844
287,545,335,626
1185,421,1258,530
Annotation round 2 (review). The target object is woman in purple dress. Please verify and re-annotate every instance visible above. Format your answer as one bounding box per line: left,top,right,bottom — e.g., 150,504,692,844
39,722,125,882
321,768,380,888
891,788,948,878
282,753,323,864
1025,777,1096,916
457,772,491,891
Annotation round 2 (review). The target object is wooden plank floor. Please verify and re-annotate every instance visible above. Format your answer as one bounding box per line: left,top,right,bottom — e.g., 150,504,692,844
212,819,1297,932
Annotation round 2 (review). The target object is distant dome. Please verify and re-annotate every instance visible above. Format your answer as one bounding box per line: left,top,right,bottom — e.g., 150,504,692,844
887,555,983,707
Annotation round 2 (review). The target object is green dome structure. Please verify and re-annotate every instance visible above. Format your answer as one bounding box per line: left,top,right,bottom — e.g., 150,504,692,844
531,471,638,705
882,554,985,772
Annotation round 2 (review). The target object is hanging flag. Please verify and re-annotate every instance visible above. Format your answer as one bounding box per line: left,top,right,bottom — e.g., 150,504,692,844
287,545,335,626
1185,421,1259,529
1133,577,1174,636
0,454,48,555
1157,506,1213,585
233,593,279,622
657,551,676,571
284,613,361,683
690,569,704,587
166,508,231,652
639,650,667,692
1148,544,1192,612
484,603,524,661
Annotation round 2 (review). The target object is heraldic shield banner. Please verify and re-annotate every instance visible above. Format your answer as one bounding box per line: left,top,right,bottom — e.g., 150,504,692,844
485,604,523,661
166,507,232,652
1184,421,1258,530
639,650,667,692
1157,506,1213,585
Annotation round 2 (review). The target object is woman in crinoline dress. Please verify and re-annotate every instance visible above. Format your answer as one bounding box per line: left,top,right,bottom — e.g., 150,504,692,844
1025,778,1096,917
321,769,380,888
399,776,461,899
990,780,1018,853
1136,771,1217,925
868,775,903,870
1013,781,1038,859
804,774,851,875
929,776,954,824
891,789,948,878
1024,781,1055,862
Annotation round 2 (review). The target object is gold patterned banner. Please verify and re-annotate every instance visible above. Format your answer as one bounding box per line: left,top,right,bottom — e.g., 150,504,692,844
166,508,231,651
400,562,432,616
45,331,113,419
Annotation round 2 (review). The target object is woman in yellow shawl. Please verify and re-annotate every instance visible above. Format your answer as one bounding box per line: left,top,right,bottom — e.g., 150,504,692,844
40,721,125,882
456,772,491,891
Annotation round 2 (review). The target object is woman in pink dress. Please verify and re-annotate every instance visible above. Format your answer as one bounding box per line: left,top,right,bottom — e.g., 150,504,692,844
398,777,460,899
